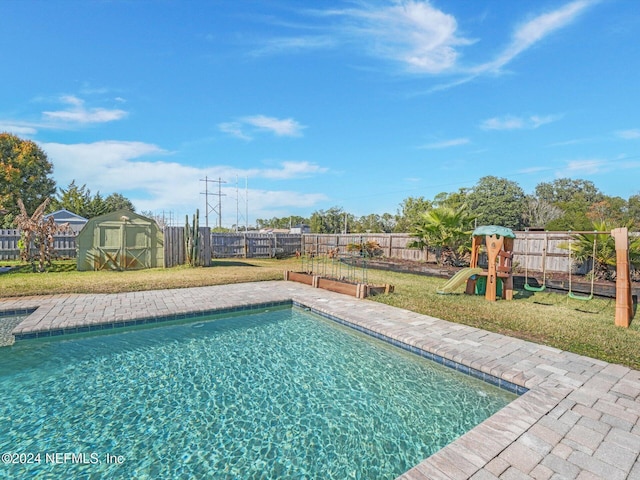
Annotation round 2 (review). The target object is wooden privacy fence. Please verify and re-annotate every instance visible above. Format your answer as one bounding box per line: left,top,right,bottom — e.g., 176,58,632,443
163,231,301,266
0,229,78,260
302,234,437,262
512,231,623,275
303,232,640,274
163,227,212,268
211,233,302,259
2,229,638,273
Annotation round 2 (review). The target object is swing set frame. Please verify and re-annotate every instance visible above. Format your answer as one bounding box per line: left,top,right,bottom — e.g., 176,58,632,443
524,234,547,292
567,234,597,301
520,228,634,327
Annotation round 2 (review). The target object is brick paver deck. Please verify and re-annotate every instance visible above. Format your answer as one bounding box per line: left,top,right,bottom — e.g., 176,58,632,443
2,280,639,479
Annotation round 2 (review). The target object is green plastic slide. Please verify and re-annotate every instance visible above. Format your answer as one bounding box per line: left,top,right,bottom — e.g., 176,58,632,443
437,267,483,295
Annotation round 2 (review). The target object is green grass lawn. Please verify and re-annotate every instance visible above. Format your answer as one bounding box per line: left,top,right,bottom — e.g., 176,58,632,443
1,258,639,369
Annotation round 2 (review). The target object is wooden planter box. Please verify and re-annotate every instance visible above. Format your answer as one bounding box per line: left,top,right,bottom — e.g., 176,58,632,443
284,271,315,286
317,277,360,297
284,271,393,299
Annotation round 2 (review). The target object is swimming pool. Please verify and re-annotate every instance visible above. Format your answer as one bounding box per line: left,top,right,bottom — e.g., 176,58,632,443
0,306,516,479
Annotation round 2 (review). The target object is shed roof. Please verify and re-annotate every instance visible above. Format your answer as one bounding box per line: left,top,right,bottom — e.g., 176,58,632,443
83,209,153,225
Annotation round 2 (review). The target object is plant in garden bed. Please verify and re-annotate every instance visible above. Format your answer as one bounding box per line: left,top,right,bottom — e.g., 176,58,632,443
346,240,383,258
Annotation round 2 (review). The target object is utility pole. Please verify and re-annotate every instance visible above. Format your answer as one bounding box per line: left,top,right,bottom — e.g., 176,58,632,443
200,176,226,229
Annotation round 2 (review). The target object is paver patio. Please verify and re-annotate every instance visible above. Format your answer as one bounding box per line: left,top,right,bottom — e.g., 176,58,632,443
2,280,639,479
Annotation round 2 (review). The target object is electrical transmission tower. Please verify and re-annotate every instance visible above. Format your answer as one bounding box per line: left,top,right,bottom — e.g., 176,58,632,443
200,176,226,229
235,175,249,232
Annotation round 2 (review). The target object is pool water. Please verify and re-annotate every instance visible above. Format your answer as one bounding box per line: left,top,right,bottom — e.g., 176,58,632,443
0,312,31,346
0,307,516,479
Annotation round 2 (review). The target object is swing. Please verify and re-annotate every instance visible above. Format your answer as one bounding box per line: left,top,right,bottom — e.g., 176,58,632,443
567,236,596,301
524,235,546,292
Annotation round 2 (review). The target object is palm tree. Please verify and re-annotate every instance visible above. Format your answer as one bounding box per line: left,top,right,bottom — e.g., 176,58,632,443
409,205,476,266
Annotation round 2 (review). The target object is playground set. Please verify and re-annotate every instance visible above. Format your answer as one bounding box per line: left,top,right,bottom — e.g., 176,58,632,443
437,226,516,301
437,225,635,328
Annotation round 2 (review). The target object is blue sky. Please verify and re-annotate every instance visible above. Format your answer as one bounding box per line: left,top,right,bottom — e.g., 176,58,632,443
2,0,639,227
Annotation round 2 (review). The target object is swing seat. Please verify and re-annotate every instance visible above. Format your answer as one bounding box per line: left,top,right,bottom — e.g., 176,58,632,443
568,291,593,301
524,283,546,292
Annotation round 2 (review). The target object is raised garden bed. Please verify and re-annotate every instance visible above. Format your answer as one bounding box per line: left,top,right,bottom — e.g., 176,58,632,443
284,271,393,299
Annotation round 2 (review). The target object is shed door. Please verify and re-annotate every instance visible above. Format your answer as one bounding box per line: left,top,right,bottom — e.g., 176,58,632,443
123,225,151,269
95,224,122,270
94,223,151,270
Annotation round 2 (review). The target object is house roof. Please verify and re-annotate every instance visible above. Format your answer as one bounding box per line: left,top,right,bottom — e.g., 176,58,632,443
44,209,88,223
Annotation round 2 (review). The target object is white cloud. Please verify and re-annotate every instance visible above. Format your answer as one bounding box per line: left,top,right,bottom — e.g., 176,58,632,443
40,140,328,224
561,159,604,175
426,1,595,91
553,156,640,178
41,141,170,191
242,115,305,136
250,36,336,56
261,161,328,179
480,116,524,130
325,0,472,74
0,124,38,135
419,137,469,149
616,129,640,140
218,122,252,141
42,95,128,124
481,114,561,130
475,0,594,75
530,114,562,128
219,115,306,139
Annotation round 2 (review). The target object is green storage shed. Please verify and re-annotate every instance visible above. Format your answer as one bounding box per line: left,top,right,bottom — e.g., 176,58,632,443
76,209,164,271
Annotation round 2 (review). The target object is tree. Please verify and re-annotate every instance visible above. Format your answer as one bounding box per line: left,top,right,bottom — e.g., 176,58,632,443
50,180,133,219
353,214,395,233
535,178,603,204
535,178,604,230
104,193,135,212
255,215,308,230
586,197,627,226
409,204,476,266
627,194,640,229
0,133,56,227
51,180,92,217
522,196,562,228
86,192,109,218
467,176,525,229
309,207,352,233
432,188,470,209
394,196,432,232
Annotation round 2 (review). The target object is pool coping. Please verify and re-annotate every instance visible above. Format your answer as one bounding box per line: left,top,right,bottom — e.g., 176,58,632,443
2,281,639,479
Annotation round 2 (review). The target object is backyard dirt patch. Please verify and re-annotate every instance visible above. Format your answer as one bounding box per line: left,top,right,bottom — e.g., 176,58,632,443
356,257,640,299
